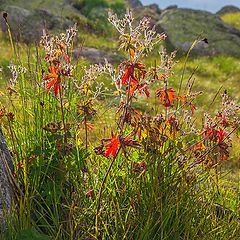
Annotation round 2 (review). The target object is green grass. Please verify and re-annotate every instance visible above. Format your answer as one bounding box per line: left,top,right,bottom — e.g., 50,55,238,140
78,31,118,50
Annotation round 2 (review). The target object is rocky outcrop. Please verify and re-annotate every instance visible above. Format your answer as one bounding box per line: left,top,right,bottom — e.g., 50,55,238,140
0,127,14,230
156,8,240,56
165,5,178,10
134,4,163,33
0,5,73,44
127,0,143,8
217,5,240,15
73,47,125,63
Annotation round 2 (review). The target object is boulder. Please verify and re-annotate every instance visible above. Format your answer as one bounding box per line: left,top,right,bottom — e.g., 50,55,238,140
217,5,240,15
0,5,73,44
127,0,143,8
165,5,178,10
147,4,161,14
0,126,14,230
156,8,240,56
73,47,125,63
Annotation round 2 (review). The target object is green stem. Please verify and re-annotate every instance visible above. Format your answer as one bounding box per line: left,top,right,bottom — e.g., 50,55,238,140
84,115,88,150
4,17,17,61
59,90,68,149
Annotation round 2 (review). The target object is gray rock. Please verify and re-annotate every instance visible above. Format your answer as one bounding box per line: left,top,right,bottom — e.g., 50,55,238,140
147,4,161,14
1,5,73,44
156,8,240,56
0,126,13,230
73,47,125,63
165,5,178,10
127,0,143,8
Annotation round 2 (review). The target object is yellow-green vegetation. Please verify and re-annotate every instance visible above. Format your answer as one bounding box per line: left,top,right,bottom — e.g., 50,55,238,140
221,12,240,30
78,31,118,50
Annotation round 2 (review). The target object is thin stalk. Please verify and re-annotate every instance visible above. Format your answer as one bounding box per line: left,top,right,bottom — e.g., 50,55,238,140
84,115,88,150
59,90,68,149
95,52,134,237
3,15,17,61
178,36,200,95
7,117,19,163
95,147,121,237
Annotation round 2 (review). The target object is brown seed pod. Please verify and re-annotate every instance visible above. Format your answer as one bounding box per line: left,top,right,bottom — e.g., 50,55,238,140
2,12,8,21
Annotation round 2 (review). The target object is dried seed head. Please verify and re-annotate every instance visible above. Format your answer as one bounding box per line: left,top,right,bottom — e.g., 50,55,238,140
3,12,8,21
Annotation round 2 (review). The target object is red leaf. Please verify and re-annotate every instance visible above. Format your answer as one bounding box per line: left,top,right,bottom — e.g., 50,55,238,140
120,66,134,85
190,102,196,114
126,78,138,96
104,134,120,158
138,83,150,97
216,128,225,143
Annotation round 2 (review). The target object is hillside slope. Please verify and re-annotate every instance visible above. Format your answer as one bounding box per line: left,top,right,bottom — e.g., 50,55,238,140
1,0,240,57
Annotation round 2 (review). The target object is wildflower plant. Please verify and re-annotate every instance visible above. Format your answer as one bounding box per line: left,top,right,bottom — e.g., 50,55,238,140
41,25,77,95
40,25,78,149
83,10,240,238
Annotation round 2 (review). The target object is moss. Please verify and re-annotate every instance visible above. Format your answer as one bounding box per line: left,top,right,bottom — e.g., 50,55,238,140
157,8,240,57
221,12,240,30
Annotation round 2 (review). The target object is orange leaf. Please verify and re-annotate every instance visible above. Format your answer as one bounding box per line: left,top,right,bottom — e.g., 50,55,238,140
44,64,62,96
104,134,120,158
190,102,196,114
156,88,177,107
129,47,135,60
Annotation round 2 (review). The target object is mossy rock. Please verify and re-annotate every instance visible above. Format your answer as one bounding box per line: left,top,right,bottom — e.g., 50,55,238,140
156,8,240,57
0,0,88,44
0,5,74,43
217,5,240,16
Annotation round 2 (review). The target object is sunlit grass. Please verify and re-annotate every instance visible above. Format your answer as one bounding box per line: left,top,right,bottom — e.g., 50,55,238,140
78,31,118,50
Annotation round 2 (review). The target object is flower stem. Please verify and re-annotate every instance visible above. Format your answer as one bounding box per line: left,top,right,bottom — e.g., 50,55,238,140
84,115,88,150
59,90,68,150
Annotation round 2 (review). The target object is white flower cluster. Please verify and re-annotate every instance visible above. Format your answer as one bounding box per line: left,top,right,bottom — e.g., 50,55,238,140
220,93,240,125
108,10,166,61
158,48,177,80
221,93,240,117
40,24,77,63
8,64,26,88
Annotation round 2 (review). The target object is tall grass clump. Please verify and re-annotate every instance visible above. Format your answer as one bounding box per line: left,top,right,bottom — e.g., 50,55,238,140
0,10,239,240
